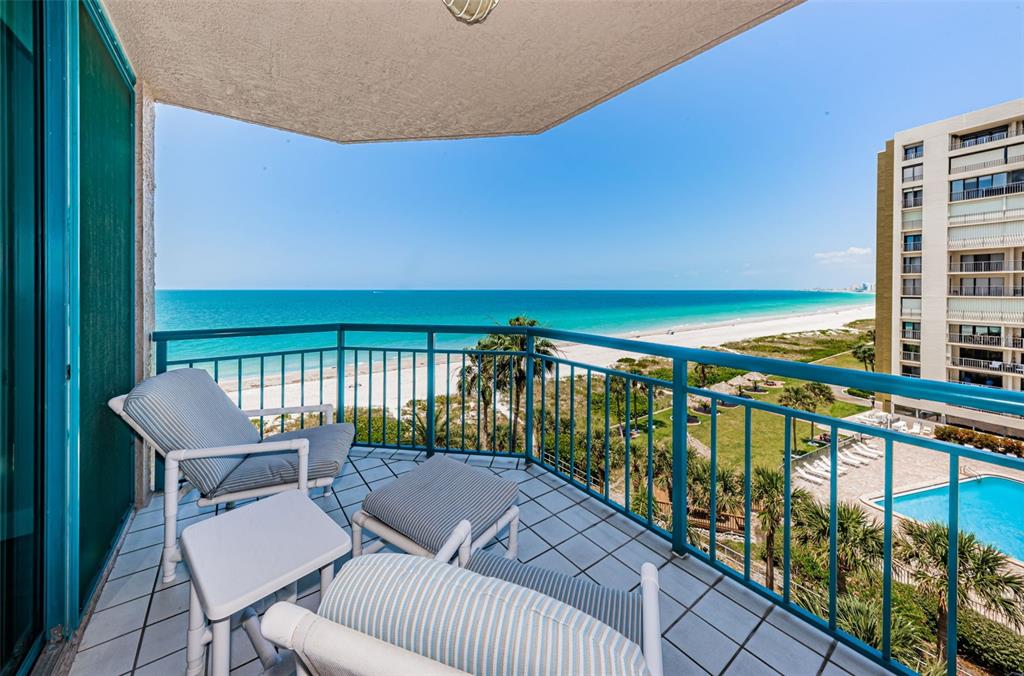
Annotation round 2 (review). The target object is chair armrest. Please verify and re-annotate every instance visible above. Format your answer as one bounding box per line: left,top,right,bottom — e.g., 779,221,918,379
244,404,335,422
165,438,310,493
640,562,663,676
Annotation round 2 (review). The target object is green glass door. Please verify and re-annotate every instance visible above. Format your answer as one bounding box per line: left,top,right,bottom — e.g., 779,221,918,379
0,1,44,672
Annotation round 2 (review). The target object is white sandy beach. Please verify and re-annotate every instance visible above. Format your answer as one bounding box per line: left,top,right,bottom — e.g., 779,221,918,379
224,303,874,415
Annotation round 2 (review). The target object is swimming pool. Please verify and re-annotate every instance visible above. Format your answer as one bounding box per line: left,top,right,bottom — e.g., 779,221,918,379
880,476,1024,561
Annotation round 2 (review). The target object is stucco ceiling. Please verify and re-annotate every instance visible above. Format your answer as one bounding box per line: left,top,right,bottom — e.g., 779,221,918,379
103,0,801,144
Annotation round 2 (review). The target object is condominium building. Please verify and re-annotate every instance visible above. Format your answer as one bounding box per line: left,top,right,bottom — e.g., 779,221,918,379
876,99,1024,436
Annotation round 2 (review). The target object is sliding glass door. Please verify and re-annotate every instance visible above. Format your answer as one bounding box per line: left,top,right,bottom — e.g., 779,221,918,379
0,1,44,672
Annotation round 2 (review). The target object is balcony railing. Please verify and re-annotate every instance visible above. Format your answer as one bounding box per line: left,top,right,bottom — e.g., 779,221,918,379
903,241,922,252
901,285,922,296
949,128,1020,151
902,264,922,274
152,321,1024,676
902,330,921,340
949,286,1024,297
948,260,1023,273
950,181,1024,203
902,196,923,208
950,154,1024,175
949,356,1024,374
947,207,1024,226
947,333,1003,347
900,351,921,362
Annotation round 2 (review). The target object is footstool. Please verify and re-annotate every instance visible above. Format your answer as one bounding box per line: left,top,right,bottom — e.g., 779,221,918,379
351,456,520,566
180,490,351,676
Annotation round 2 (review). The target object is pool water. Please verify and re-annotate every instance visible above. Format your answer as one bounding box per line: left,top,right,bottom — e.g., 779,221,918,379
881,476,1024,561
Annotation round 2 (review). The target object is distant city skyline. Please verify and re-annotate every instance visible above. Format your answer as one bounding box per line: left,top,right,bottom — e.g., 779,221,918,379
155,0,1024,291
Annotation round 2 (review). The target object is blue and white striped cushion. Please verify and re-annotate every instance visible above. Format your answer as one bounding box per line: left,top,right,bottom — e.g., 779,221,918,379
318,554,649,676
466,550,643,645
361,456,518,552
122,368,258,495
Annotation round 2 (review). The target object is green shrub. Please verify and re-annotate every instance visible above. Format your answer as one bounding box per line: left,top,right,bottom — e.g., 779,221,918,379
934,425,1024,457
957,609,1024,673
846,387,874,399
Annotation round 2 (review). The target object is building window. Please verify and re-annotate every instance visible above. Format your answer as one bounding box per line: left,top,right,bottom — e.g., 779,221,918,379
953,125,1009,149
950,169,1024,201
903,234,922,251
902,256,921,273
902,322,920,339
901,365,921,378
902,188,923,207
902,164,923,182
901,279,922,295
903,143,924,160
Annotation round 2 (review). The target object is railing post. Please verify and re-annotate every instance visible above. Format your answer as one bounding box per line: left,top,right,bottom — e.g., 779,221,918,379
524,334,535,465
155,339,167,374
336,328,345,423
426,332,436,457
671,357,688,554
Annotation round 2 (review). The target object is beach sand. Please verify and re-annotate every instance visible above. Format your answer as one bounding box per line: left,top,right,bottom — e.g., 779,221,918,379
224,303,875,414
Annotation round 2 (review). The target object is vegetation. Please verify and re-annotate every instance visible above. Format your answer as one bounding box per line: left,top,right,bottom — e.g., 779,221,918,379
935,425,1024,457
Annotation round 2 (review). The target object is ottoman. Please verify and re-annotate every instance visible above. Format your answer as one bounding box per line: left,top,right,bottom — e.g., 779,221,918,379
351,456,520,566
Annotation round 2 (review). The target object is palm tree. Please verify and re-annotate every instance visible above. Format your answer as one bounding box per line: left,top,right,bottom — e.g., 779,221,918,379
402,398,449,448
751,466,810,592
457,353,495,448
896,521,1024,660
804,381,835,439
852,342,875,372
794,500,883,594
693,362,713,388
778,384,816,444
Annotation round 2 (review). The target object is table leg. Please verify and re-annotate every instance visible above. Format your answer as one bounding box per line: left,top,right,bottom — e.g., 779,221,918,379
186,584,207,676
320,561,335,597
210,618,231,676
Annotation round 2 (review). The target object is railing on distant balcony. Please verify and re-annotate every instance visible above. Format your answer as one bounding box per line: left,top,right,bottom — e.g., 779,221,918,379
949,356,1024,374
902,330,921,340
902,241,922,252
949,128,1020,151
901,173,923,184
948,260,1024,273
947,333,1003,347
949,286,1024,297
902,195,923,208
900,351,921,362
152,321,1024,676
901,285,922,296
948,207,1024,226
903,147,924,161
902,264,922,274
950,154,1024,175
950,181,1024,202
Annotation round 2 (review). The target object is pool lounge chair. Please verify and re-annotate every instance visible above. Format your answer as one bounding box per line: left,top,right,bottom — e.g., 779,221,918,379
110,368,355,582
262,552,663,676
796,467,824,485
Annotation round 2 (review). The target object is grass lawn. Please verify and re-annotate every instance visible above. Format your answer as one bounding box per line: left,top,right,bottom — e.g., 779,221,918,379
815,350,868,371
680,377,869,470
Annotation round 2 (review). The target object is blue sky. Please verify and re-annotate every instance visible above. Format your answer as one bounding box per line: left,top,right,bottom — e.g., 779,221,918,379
155,0,1024,291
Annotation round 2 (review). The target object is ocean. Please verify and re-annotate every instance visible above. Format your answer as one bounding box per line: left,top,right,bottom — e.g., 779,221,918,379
156,289,872,363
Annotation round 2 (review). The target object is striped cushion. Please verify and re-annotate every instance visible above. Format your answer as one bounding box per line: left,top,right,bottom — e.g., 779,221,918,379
318,554,648,676
210,422,354,497
123,368,257,495
466,550,642,645
361,456,518,553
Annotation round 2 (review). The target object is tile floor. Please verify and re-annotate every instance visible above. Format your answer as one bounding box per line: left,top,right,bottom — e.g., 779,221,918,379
69,447,892,675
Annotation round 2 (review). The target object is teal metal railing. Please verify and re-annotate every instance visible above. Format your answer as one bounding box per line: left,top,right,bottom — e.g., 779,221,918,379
153,322,1024,676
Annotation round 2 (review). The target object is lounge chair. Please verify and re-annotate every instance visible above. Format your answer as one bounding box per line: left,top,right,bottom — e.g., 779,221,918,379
837,451,863,467
110,368,354,582
351,456,520,566
262,552,663,676
796,467,824,485
805,464,830,480
854,443,883,459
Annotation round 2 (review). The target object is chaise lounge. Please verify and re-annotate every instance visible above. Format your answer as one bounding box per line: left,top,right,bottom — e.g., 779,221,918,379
110,368,355,582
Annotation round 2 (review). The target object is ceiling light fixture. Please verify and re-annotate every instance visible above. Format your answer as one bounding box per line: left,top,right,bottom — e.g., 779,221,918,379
442,0,499,24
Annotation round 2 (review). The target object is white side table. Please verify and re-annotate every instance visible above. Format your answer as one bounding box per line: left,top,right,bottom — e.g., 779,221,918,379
180,490,351,676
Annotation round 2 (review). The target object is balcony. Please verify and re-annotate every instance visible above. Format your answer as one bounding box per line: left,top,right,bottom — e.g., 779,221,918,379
949,286,1024,297
950,181,1024,202
948,207,1024,226
950,128,1020,151
900,351,921,362
902,330,921,340
948,333,1003,347
902,195,923,208
949,151,1024,175
949,356,1024,374
948,260,1024,273
902,264,922,274
63,322,1024,676
902,241,922,252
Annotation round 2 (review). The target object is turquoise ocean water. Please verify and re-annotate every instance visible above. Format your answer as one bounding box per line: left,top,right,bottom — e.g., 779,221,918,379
157,290,872,364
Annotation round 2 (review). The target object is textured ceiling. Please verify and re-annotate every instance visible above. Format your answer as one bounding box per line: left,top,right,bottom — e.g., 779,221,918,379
103,0,801,143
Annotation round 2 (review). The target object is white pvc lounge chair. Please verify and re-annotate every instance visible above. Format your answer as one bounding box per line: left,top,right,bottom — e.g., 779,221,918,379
838,450,865,467
351,456,520,566
110,368,355,582
796,467,824,485
854,443,883,458
805,463,830,480
262,552,663,676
